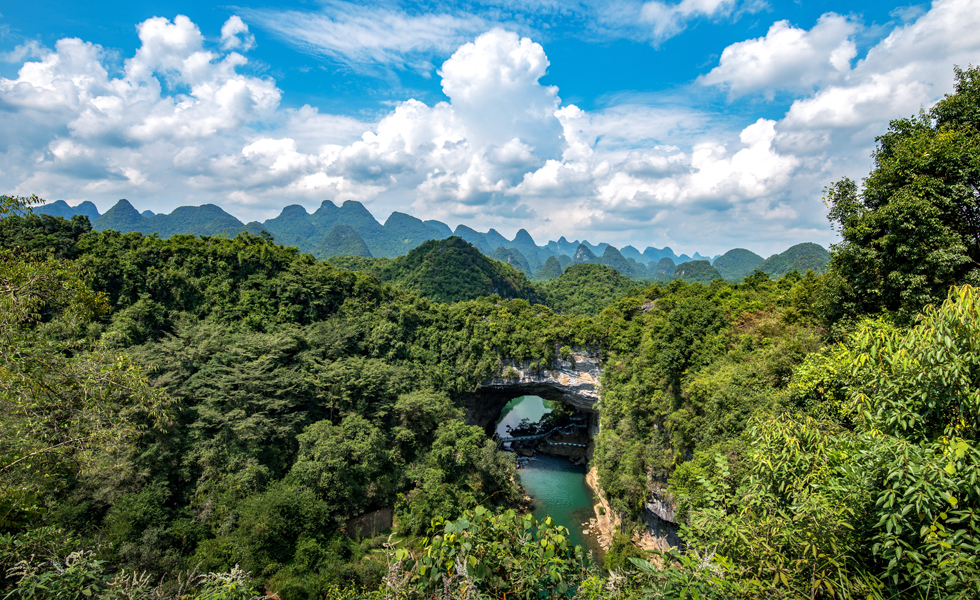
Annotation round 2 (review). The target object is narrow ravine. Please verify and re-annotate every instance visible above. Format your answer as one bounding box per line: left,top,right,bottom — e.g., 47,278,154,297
494,395,605,561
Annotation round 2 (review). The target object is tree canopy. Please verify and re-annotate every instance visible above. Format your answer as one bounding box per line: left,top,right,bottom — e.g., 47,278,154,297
824,65,980,324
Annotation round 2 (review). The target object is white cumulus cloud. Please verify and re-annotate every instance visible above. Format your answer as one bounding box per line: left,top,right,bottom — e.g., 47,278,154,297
780,0,980,135
221,16,256,52
700,13,859,98
3,2,980,255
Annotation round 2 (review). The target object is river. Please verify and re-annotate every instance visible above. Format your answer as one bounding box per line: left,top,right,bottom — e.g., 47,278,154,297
494,395,604,561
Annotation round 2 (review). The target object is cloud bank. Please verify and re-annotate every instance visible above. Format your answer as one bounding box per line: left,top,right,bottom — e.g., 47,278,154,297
2,0,979,255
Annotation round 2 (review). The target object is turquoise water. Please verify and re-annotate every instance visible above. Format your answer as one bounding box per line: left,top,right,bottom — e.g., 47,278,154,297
494,395,555,437
494,396,603,560
521,454,603,558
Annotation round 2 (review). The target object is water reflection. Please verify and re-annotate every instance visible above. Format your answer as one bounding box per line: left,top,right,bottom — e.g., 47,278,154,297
494,395,555,438
494,396,603,561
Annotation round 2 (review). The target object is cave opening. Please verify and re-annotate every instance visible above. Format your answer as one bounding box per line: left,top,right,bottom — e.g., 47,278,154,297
493,395,592,464
488,395,603,559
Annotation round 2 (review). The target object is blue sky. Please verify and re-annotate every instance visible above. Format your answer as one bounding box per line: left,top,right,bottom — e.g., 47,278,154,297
1,0,977,255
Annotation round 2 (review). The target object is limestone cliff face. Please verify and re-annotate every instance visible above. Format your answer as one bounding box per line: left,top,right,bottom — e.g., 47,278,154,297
646,483,677,523
462,349,602,431
584,469,682,552
644,483,682,549
488,349,601,408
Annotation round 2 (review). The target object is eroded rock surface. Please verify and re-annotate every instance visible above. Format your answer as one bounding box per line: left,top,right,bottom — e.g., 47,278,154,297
462,349,602,431
641,483,681,548
646,483,677,523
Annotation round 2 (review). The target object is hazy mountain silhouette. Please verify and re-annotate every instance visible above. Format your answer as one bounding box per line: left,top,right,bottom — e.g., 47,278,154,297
31,198,828,284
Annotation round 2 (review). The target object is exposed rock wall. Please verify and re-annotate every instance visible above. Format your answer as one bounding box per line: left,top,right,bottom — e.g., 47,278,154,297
462,348,602,432
584,469,682,551
646,483,677,523
644,483,682,548
345,507,393,539
584,467,615,551
642,507,682,549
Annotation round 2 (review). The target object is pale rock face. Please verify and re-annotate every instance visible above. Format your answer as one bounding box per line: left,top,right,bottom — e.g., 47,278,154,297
479,349,601,412
461,348,600,433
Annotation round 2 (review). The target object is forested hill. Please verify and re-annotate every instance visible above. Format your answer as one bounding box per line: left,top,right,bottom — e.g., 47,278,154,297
543,263,638,314
329,236,544,304
757,242,831,278
34,196,829,281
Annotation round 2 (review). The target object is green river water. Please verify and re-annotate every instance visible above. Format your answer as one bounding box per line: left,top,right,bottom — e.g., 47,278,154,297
494,396,604,560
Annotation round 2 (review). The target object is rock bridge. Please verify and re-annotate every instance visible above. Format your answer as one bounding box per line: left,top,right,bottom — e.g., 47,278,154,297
459,347,682,550
460,349,602,433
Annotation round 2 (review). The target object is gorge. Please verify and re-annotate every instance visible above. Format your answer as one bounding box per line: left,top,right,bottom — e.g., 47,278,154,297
463,349,681,555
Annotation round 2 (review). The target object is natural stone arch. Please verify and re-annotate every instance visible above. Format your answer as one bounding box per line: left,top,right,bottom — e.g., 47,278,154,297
459,349,683,550
460,349,601,434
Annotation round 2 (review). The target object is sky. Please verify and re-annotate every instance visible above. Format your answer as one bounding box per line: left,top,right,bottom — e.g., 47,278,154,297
1,0,978,256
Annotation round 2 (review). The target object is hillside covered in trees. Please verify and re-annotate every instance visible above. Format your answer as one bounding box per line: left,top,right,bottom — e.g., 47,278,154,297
2,66,979,600
34,196,829,283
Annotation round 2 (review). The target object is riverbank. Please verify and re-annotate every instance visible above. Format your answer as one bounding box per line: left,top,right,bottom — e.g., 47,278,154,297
583,468,678,553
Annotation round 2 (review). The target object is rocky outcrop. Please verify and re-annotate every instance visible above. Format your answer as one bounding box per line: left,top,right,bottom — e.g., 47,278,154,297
583,469,682,552
642,507,682,549
345,507,393,538
463,349,602,431
646,484,677,523
584,467,615,551
642,483,681,549
508,424,592,462
485,349,601,411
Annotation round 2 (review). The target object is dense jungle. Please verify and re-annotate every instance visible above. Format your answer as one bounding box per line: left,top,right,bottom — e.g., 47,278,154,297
1,67,979,600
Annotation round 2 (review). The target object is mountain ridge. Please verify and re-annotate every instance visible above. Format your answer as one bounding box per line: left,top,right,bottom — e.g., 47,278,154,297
29,198,829,281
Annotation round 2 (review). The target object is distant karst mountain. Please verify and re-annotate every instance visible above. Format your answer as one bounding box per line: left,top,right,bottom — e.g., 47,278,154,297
93,200,258,238
534,255,564,282
573,244,598,264
29,198,830,284
713,248,765,281
757,243,831,278
314,224,372,259
32,199,101,222
674,260,723,284
490,246,532,276
643,246,693,264
655,257,676,277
